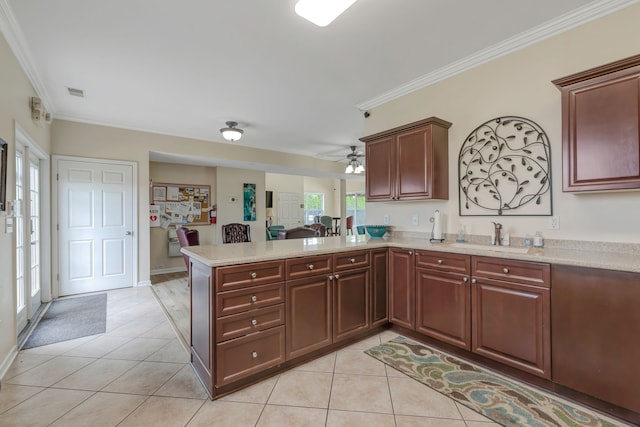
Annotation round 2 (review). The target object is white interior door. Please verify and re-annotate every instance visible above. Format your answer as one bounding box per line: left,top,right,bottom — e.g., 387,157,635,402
277,192,303,229
58,158,135,296
28,154,42,315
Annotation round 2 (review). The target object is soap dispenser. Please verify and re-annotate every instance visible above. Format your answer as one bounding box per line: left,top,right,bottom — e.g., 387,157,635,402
533,231,544,248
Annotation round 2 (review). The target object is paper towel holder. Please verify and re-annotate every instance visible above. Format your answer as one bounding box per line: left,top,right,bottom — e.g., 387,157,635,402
429,211,445,243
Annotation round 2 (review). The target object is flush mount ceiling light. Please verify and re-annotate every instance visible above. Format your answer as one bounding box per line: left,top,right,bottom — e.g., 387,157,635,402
344,146,365,174
220,121,244,142
295,0,358,27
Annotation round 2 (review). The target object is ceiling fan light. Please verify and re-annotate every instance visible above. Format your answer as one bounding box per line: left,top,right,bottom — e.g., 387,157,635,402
220,121,244,142
355,164,365,173
295,0,358,27
345,164,354,174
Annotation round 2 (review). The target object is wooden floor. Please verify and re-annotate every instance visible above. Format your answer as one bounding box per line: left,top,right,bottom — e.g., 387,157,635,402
150,272,190,347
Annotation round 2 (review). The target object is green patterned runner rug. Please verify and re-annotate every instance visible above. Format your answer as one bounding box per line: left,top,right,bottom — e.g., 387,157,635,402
365,336,629,427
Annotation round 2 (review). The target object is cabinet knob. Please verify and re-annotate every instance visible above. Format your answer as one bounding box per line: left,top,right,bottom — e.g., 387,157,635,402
350,258,356,263
250,272,257,279
252,351,258,359
251,295,258,302
503,268,510,274
328,275,333,280
471,278,477,284
437,259,444,265
307,264,314,270
251,319,257,326
408,251,413,255
334,274,340,279
463,277,468,283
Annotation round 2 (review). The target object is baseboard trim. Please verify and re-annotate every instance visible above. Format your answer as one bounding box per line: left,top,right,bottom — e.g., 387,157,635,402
136,280,152,287
151,266,187,275
0,345,18,382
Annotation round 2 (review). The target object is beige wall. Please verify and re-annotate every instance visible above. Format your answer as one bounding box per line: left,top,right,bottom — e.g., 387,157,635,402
265,173,304,225
149,162,217,273
51,120,346,283
216,167,266,243
364,3,640,243
0,35,51,375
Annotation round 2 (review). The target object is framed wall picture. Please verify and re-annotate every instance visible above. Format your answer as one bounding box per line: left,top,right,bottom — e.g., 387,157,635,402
243,183,256,221
0,138,7,211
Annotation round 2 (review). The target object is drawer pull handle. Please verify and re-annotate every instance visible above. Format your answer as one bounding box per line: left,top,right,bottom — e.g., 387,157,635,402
463,277,468,283
250,272,257,279
307,264,314,270
437,259,444,265
251,295,257,302
328,275,333,281
251,319,257,326
503,268,510,274
408,251,413,255
334,274,340,279
471,278,477,284
349,258,356,263
252,351,258,359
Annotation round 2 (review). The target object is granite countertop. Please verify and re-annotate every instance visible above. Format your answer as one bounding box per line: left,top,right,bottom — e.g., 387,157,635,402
181,235,640,274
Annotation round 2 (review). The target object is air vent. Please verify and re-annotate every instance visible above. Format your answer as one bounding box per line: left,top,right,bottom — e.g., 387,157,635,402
67,87,85,97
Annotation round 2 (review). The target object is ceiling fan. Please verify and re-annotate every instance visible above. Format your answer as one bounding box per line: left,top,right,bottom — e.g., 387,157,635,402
344,145,365,174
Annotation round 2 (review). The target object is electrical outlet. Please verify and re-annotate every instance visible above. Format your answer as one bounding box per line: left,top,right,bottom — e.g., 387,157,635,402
383,215,390,225
412,214,419,226
548,215,560,230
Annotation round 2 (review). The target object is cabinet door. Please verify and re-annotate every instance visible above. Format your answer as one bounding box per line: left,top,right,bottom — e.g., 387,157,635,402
389,248,415,329
472,278,550,379
333,267,370,343
552,265,640,414
365,136,395,201
286,275,332,360
416,268,470,350
396,126,432,200
371,248,388,327
554,56,640,192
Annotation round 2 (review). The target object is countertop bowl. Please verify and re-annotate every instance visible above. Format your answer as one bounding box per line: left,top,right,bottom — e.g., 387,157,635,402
365,225,388,238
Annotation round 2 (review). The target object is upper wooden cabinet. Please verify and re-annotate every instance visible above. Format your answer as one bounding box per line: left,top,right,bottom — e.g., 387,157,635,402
360,117,452,201
553,55,640,192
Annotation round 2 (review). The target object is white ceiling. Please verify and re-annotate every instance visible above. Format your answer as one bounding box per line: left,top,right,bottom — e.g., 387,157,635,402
1,0,633,166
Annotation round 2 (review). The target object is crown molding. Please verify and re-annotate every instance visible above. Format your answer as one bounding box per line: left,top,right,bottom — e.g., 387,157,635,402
0,0,55,113
356,0,640,111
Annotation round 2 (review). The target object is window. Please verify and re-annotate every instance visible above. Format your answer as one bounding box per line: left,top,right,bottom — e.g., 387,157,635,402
304,192,324,224
346,192,366,227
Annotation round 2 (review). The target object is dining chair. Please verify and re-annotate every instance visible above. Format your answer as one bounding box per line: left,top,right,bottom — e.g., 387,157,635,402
277,226,320,240
221,223,251,243
319,215,334,235
306,223,327,237
345,216,354,235
176,227,199,285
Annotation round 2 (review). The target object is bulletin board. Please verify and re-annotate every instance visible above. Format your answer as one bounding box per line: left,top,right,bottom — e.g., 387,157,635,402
150,182,211,227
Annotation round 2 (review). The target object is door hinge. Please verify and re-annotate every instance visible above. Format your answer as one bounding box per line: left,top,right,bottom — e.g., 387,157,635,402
56,173,59,181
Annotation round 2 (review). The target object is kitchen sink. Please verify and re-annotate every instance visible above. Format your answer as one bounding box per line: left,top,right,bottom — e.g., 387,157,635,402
446,242,531,254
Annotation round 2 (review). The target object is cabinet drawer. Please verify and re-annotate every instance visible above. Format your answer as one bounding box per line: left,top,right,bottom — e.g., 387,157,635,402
472,256,550,288
415,250,470,274
216,304,285,343
216,283,284,317
286,255,332,280
216,326,285,386
334,250,370,271
216,260,285,292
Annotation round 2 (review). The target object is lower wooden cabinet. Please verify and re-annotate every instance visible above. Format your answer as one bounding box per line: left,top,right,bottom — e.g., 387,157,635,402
333,267,370,343
472,274,550,379
389,248,415,329
416,268,470,350
370,248,388,327
552,265,640,414
216,326,285,386
285,275,332,360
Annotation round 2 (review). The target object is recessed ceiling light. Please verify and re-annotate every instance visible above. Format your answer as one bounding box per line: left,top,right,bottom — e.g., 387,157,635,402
67,87,85,97
295,0,358,27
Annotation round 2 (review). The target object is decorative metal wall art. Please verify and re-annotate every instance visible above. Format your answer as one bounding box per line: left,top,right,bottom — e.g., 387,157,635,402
458,116,552,216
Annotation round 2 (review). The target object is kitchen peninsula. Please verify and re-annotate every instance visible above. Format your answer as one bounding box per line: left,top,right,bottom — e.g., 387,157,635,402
182,235,640,425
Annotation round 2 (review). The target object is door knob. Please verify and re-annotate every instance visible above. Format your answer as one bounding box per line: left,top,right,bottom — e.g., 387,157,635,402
125,231,133,236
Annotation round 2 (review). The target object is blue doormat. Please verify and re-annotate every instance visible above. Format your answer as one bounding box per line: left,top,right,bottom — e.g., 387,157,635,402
22,293,107,349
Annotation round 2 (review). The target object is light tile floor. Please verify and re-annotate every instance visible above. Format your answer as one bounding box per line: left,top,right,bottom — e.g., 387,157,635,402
0,286,499,427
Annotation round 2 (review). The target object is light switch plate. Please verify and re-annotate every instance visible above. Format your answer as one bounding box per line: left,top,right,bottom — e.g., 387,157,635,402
412,214,419,225
548,216,560,230
383,215,390,225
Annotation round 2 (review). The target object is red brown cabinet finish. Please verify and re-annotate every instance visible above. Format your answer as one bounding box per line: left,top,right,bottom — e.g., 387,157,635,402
361,117,451,201
389,248,415,329
553,54,640,192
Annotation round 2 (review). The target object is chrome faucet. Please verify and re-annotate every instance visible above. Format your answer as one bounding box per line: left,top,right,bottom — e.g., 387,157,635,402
492,222,502,246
